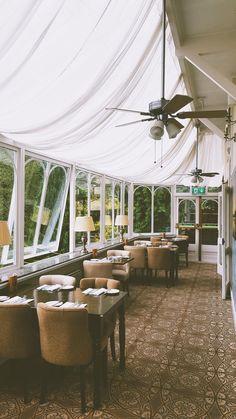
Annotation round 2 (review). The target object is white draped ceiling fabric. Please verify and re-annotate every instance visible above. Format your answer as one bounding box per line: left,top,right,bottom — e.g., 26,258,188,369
0,0,223,185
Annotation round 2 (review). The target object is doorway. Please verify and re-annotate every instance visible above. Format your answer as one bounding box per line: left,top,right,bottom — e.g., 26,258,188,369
176,196,218,262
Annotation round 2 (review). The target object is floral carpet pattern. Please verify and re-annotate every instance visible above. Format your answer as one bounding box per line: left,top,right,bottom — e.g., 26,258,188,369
0,262,236,419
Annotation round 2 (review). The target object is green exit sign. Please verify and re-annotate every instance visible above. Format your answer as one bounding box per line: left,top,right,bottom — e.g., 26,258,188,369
192,186,206,195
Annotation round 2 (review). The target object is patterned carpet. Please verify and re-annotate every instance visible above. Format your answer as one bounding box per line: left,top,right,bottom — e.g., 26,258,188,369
0,262,236,419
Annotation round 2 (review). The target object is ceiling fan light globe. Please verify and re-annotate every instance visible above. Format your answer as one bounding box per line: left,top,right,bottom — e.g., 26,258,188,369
149,120,164,140
198,176,204,183
166,119,182,139
191,175,198,184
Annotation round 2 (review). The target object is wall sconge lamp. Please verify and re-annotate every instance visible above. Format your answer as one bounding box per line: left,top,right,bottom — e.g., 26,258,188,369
74,215,95,254
115,215,129,242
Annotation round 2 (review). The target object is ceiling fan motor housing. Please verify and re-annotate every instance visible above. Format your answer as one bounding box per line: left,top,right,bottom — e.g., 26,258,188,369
149,98,169,116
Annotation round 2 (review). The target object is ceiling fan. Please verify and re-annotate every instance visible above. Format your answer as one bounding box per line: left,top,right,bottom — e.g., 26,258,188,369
178,122,219,183
105,0,227,140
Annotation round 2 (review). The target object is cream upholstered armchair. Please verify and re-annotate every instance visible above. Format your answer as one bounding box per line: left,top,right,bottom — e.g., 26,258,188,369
37,303,108,413
0,304,40,403
147,247,172,287
83,260,113,279
106,249,131,294
80,277,120,361
124,245,147,279
39,274,76,286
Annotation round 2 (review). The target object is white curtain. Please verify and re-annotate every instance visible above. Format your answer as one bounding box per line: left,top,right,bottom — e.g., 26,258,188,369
0,0,223,185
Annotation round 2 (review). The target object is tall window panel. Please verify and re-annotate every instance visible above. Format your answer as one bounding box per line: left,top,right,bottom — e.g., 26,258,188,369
114,182,121,238
105,179,112,241
133,186,151,233
90,175,101,243
75,171,88,247
25,156,69,259
154,187,171,232
0,146,16,267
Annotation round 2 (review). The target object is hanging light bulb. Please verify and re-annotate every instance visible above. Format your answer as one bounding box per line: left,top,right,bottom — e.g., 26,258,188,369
149,120,164,140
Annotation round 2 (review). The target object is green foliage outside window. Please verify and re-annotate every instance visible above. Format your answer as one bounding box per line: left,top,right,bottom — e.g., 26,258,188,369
133,186,151,232
154,187,171,232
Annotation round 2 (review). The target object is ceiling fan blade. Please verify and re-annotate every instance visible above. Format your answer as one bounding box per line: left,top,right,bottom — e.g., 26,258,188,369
162,94,193,114
201,172,219,177
105,107,151,116
115,117,155,127
175,110,227,119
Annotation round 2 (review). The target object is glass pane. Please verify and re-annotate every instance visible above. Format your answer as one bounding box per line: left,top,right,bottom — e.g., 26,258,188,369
24,158,44,255
201,199,218,245
124,184,129,215
90,175,101,243
176,185,190,193
133,186,151,233
75,171,88,246
40,166,67,247
105,179,112,240
154,187,171,232
114,183,121,238
0,147,15,267
178,199,196,244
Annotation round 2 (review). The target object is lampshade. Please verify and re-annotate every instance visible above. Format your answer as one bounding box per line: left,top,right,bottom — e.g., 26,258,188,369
166,118,182,139
149,120,164,140
191,175,204,184
74,215,95,232
105,215,112,225
115,215,129,226
0,221,11,246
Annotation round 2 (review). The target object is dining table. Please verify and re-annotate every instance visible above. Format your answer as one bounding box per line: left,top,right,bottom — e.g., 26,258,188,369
3,286,128,409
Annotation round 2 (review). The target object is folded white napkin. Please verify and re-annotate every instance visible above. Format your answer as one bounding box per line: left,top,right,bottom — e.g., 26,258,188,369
45,300,63,307
3,296,24,304
60,302,87,309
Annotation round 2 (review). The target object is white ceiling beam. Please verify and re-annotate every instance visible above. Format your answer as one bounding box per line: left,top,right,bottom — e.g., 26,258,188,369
199,118,224,139
176,47,236,101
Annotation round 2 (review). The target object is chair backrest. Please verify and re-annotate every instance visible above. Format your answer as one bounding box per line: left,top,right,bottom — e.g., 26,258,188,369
83,260,113,278
37,303,93,367
147,247,171,270
150,236,162,246
80,277,120,290
123,245,146,269
39,275,76,286
0,304,39,359
107,250,131,273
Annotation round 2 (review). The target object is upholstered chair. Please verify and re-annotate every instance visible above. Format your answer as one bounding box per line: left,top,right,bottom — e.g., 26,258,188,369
39,274,76,286
176,235,189,267
123,245,147,279
147,247,172,287
106,249,131,294
150,236,162,246
0,304,40,403
37,303,108,413
80,277,120,361
83,260,113,279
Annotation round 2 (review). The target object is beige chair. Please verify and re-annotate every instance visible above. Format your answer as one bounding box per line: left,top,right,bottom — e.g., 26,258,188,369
37,302,108,413
83,260,113,279
150,236,162,246
124,245,147,279
147,247,172,287
0,304,40,403
176,235,189,267
106,249,131,294
39,274,76,286
80,277,120,361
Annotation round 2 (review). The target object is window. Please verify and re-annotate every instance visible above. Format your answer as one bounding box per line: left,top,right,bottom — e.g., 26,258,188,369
154,187,171,232
90,175,101,243
105,179,112,240
133,186,151,233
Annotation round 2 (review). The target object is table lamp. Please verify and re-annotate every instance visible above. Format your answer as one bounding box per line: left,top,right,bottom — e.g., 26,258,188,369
115,215,128,242
74,215,95,254
0,221,11,247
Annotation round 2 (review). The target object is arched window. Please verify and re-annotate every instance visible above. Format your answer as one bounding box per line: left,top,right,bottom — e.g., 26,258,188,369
124,184,129,215
90,175,101,243
154,187,171,232
133,186,151,233
0,146,16,266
